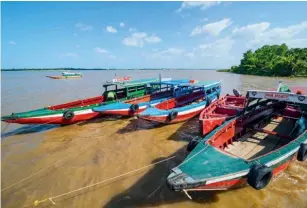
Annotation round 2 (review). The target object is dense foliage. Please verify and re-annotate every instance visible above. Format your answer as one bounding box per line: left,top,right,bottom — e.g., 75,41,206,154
228,44,307,77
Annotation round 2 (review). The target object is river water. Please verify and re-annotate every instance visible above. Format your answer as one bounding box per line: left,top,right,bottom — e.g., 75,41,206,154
1,70,307,208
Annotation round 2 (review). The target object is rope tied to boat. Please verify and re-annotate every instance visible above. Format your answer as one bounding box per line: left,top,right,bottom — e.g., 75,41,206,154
23,156,176,207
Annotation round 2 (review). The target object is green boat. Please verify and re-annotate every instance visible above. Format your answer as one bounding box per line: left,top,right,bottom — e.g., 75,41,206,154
167,85,307,197
1,78,161,125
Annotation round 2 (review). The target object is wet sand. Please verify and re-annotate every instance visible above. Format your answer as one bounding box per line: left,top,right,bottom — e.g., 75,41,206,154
1,70,307,208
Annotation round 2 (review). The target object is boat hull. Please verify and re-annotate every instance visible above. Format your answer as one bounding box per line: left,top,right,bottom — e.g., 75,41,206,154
93,93,172,116
139,103,206,124
46,75,82,79
3,110,100,125
167,96,307,193
180,153,297,191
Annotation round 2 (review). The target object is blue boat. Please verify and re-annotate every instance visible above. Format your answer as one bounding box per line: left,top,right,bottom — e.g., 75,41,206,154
92,79,193,116
137,81,221,124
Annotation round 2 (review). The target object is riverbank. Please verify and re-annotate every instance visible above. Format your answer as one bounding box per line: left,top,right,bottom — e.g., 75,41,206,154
1,68,216,72
219,44,307,77
217,69,307,78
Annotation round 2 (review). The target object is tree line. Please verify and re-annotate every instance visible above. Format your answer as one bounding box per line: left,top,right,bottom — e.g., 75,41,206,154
219,44,307,77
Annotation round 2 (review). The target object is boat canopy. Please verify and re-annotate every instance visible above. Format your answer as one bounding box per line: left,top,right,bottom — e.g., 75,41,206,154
149,80,220,88
247,90,307,105
179,81,221,89
149,79,190,86
103,78,158,88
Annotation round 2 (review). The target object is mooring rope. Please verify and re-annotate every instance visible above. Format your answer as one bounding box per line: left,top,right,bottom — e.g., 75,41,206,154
1,134,101,192
1,122,10,134
23,156,176,207
176,144,209,168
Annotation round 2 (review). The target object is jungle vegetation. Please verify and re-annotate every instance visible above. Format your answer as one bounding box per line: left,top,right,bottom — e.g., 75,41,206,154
218,44,307,77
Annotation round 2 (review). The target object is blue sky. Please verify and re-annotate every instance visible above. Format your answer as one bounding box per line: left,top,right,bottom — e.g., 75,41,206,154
2,1,307,69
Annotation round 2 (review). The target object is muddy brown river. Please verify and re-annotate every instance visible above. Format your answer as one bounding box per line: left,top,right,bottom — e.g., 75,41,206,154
1,70,307,208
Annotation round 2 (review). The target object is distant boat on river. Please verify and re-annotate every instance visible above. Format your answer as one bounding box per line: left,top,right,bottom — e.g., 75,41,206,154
46,71,83,79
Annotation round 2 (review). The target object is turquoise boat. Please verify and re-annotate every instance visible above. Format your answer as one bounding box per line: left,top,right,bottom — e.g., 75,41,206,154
167,86,307,197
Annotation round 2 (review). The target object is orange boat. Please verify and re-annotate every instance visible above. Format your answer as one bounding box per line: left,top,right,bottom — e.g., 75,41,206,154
199,94,246,136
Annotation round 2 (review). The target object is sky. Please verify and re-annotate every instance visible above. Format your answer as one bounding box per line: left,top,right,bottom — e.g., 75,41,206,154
1,1,307,69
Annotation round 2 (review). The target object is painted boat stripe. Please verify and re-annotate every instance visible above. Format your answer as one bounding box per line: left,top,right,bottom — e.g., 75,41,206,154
31,109,94,119
143,103,206,118
265,147,300,167
205,170,249,185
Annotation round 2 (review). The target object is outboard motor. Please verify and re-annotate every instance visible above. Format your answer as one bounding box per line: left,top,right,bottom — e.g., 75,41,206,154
233,89,241,97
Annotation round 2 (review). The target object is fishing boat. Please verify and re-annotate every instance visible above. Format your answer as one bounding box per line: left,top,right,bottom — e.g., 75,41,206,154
167,86,307,197
137,81,221,124
46,72,83,79
199,92,246,137
1,77,160,125
92,79,190,116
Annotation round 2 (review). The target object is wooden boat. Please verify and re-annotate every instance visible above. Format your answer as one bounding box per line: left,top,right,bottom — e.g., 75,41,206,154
137,81,221,124
1,78,160,125
46,72,83,79
167,87,307,196
92,79,189,116
199,94,246,136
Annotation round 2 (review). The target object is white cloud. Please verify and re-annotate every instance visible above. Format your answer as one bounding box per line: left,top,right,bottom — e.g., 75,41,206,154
190,18,232,36
94,47,109,54
286,38,307,48
108,55,117,59
106,26,117,33
232,21,307,48
232,22,270,35
8,41,16,45
145,35,162,44
122,32,162,47
185,52,195,58
94,47,116,59
177,1,220,13
120,22,125,28
197,37,234,57
75,22,93,31
149,48,185,59
129,28,137,32
65,53,79,57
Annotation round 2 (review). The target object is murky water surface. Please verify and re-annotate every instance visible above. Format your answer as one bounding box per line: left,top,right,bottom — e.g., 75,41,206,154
1,70,307,208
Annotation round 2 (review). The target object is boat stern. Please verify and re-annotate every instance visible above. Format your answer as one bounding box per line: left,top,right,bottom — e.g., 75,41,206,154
137,107,169,123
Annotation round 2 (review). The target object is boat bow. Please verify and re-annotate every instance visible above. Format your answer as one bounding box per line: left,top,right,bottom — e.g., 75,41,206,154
167,121,249,191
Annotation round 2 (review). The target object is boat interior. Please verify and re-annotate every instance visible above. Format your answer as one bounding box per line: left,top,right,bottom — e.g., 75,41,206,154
208,104,306,160
201,96,245,120
125,90,173,104
47,96,105,110
154,89,205,110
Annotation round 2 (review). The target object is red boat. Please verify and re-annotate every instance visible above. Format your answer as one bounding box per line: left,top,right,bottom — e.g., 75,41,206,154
199,94,246,136
1,78,159,125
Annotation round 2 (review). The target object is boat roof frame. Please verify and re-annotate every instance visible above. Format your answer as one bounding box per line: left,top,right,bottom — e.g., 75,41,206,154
149,80,221,89
246,90,307,105
102,78,158,88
